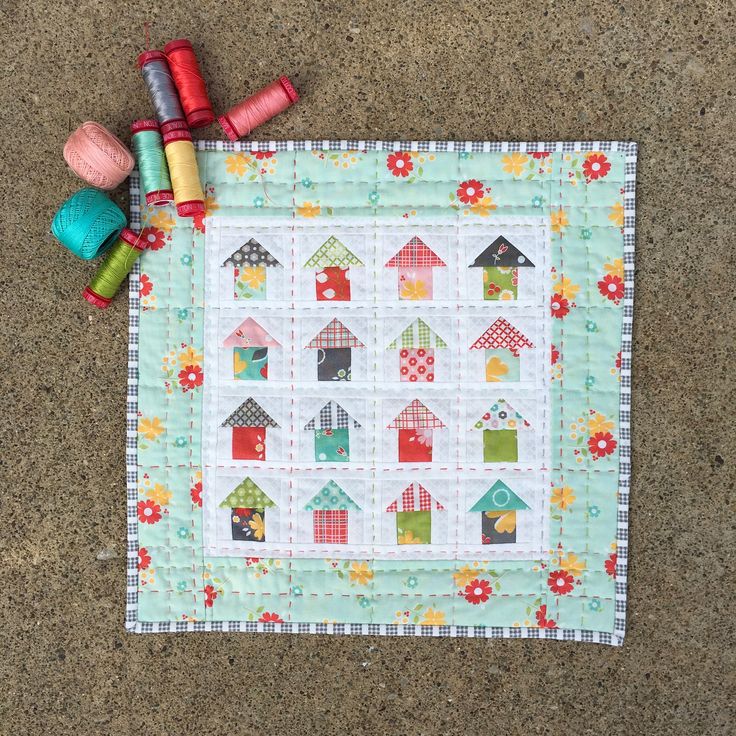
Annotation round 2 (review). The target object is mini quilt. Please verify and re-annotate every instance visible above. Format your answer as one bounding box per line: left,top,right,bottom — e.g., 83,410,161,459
128,141,636,644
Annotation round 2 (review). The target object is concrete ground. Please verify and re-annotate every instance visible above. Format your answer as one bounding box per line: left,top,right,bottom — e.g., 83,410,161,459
1,1,734,734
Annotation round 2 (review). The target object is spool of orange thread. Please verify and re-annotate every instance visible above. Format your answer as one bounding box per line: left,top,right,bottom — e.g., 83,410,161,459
164,38,215,128
161,123,205,218
218,76,299,141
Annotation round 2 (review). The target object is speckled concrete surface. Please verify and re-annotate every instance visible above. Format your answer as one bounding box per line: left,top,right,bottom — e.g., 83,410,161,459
1,1,734,734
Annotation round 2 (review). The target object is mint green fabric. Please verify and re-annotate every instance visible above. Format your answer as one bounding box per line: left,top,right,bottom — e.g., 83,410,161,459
135,146,629,637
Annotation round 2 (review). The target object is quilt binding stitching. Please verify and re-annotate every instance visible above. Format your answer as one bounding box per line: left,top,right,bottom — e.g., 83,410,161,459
126,140,636,645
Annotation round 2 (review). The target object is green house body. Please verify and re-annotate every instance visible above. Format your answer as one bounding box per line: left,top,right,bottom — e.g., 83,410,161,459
473,399,531,463
469,236,535,301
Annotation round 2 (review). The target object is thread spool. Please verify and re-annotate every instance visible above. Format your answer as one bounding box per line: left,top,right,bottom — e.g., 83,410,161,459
51,188,127,260
131,120,174,206
63,121,135,190
137,50,186,127
83,228,145,308
163,39,215,128
218,75,299,141
161,124,205,217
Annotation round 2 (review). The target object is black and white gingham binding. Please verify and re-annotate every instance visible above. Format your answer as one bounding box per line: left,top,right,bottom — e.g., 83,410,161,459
126,141,637,645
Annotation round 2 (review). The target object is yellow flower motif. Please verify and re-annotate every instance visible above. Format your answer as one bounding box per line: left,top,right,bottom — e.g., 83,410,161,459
297,201,321,218
225,153,251,177
588,413,614,434
349,561,374,585
551,486,576,510
146,483,172,506
420,608,446,626
559,552,586,577
553,275,580,299
397,529,423,545
469,195,497,217
239,266,266,288
501,151,529,176
148,209,175,233
248,512,265,541
550,207,569,233
604,258,624,279
400,279,428,300
178,346,203,367
204,195,220,217
499,289,515,300
453,565,479,588
609,201,624,227
138,416,164,441
485,356,509,382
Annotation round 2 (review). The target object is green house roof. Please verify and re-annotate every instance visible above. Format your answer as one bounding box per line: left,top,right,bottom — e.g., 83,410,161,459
304,236,364,268
304,480,360,511
468,480,530,513
387,318,447,349
219,477,276,509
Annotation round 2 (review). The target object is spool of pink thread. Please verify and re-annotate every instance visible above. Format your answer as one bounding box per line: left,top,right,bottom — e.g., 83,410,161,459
63,121,135,190
219,76,299,141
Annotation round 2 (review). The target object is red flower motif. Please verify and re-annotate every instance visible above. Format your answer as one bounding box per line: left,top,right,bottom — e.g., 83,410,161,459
456,179,485,204
139,273,153,297
400,349,409,358
192,211,206,234
245,557,261,566
255,150,275,160
178,365,204,390
137,547,151,570
463,578,493,605
597,274,624,304
535,604,557,628
140,227,166,251
588,431,617,459
203,584,217,607
190,481,202,507
583,153,611,181
137,499,161,525
615,351,622,370
531,151,550,159
605,553,617,578
547,569,574,595
258,611,284,623
551,345,560,364
551,294,570,319
387,151,413,177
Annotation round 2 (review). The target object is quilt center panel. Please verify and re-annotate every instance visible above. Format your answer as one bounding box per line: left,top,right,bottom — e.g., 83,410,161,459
202,215,552,560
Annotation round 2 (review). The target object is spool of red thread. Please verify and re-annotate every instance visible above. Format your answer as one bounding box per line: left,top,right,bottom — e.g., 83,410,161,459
161,123,205,218
164,39,215,128
218,75,299,142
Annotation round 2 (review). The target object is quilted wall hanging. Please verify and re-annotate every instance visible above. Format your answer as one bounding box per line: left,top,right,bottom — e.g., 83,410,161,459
128,140,636,645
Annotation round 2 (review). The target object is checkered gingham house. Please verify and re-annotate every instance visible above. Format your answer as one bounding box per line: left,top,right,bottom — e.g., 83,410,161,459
470,317,534,383
303,479,361,544
385,482,445,545
304,400,362,462
388,399,446,462
385,236,447,300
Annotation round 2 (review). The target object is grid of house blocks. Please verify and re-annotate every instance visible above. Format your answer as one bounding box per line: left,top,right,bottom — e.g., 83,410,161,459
202,216,553,561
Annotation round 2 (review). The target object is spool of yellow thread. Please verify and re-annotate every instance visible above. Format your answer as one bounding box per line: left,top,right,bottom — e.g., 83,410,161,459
83,227,144,308
161,122,204,218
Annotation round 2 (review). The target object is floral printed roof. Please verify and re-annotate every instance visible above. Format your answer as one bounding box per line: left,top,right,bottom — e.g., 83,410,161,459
473,399,531,431
223,317,280,348
470,235,535,268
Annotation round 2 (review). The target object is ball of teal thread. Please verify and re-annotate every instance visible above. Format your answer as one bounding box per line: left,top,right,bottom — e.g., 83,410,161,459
51,188,126,260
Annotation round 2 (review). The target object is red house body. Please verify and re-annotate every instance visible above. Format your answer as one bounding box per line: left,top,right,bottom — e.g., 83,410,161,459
221,397,279,460
388,399,446,462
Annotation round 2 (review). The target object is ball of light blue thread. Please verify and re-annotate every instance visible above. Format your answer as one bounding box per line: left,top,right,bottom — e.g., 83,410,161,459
51,188,127,260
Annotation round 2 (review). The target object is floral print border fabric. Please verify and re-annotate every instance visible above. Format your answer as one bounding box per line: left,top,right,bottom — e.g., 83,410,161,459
127,141,636,645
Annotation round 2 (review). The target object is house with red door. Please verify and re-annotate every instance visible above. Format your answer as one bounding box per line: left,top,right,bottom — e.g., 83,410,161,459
385,236,447,300
470,317,534,382
385,482,444,544
221,397,279,460
304,235,364,301
223,317,280,381
388,399,446,462
305,317,365,381
304,480,361,544
387,317,447,382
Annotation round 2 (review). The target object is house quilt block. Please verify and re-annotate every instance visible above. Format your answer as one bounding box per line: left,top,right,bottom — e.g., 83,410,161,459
128,141,636,644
